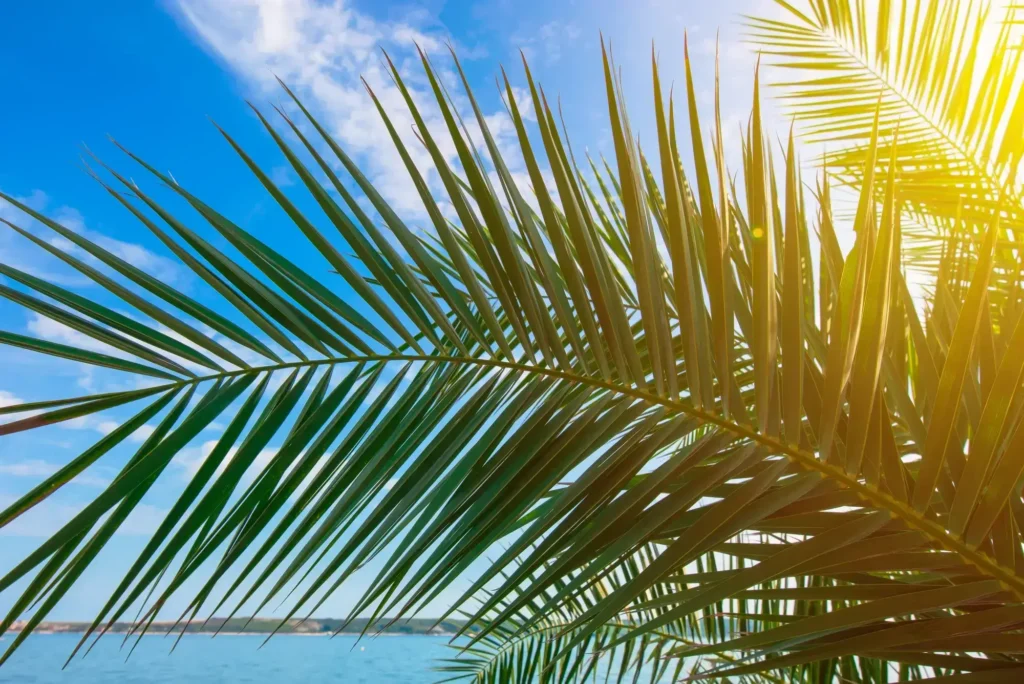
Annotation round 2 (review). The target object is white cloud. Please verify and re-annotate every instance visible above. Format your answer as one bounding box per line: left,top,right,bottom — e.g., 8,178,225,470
270,164,296,187
24,310,217,391
95,419,120,436
505,86,535,122
130,424,157,443
0,389,43,425
0,459,111,487
61,413,116,436
28,313,113,355
171,438,332,506
0,495,166,537
172,439,222,478
693,34,755,66
512,20,581,65
24,313,162,398
0,190,186,288
0,189,47,220
172,438,280,483
0,459,56,477
0,390,23,409
170,0,529,220
0,192,90,288
14,392,130,439
50,205,186,286
251,446,280,476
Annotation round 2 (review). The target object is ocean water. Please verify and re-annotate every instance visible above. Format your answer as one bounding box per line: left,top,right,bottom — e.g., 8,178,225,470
0,633,460,683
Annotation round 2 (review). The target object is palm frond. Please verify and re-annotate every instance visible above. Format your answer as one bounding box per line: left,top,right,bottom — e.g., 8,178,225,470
1,35,1024,682
747,0,1024,279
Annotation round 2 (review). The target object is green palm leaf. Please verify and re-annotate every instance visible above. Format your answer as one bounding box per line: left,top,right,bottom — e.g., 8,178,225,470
2,30,1024,682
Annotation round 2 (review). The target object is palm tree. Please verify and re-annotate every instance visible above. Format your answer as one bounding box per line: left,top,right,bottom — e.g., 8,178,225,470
1,11,1023,681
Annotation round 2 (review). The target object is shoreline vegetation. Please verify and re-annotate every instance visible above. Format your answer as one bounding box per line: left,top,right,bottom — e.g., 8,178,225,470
8,618,466,637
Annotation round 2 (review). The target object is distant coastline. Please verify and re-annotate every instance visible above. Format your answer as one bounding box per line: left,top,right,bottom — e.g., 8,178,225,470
9,617,467,637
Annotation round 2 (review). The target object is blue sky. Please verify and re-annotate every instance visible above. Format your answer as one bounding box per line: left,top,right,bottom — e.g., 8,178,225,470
0,0,785,624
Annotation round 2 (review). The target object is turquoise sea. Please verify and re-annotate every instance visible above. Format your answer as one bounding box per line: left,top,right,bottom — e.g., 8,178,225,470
0,633,459,683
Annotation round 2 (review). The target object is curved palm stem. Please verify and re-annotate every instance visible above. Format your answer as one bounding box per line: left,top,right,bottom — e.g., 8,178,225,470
77,351,1024,601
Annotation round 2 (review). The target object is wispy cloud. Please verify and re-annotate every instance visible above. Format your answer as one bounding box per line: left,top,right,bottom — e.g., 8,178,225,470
0,495,166,537
172,438,280,482
270,164,295,187
169,0,531,220
512,20,581,65
23,312,171,401
47,205,187,286
27,311,117,356
0,389,43,425
0,390,24,409
172,438,329,501
0,191,90,288
0,459,110,487
0,190,187,288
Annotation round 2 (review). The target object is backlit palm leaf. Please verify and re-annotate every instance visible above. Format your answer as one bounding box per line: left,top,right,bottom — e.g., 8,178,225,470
1,36,1024,682
746,0,1024,282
